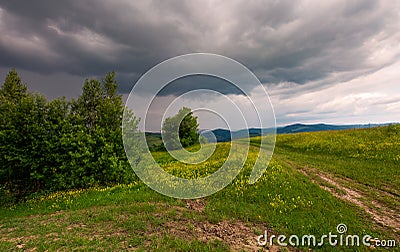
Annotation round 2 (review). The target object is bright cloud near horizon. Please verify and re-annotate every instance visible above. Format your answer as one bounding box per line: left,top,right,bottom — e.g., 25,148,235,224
0,1,399,130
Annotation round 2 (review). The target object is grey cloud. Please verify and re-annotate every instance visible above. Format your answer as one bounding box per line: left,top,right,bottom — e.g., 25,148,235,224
373,96,400,106
157,75,245,96
0,0,399,98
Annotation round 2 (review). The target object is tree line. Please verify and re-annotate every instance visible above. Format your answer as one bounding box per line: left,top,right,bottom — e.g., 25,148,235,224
0,69,139,204
0,69,203,205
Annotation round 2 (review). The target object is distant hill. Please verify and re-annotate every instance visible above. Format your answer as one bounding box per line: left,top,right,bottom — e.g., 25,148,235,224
145,132,163,147
203,123,398,142
277,123,360,134
146,123,398,143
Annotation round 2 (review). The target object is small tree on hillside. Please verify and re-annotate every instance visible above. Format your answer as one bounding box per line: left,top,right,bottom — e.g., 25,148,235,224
162,107,199,150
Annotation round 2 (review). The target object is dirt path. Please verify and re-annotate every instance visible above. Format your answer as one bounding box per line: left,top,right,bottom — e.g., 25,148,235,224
280,159,400,240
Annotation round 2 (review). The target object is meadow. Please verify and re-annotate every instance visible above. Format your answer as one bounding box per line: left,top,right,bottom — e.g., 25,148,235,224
0,125,399,251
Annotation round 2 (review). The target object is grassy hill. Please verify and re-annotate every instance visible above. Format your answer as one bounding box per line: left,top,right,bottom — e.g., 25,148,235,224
1,125,399,251
145,132,163,149
200,123,397,143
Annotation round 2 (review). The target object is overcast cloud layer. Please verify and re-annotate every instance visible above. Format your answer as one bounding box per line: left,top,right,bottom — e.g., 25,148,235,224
0,0,399,128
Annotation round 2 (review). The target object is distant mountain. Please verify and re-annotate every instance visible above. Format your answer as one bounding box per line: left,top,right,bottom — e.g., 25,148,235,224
207,129,231,142
202,123,398,142
277,123,359,134
146,123,398,143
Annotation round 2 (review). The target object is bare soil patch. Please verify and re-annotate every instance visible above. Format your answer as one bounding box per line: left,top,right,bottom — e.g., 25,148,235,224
161,218,281,251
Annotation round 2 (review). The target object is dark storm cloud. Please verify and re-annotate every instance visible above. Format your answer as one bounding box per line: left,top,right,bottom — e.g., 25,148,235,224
157,75,245,96
0,0,399,97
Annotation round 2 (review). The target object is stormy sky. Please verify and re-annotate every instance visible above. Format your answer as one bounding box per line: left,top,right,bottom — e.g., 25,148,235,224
0,1,399,130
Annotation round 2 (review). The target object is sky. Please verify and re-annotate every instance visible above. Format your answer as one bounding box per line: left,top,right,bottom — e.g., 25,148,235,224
0,0,399,130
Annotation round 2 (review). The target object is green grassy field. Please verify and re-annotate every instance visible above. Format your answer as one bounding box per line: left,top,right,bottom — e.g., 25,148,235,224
1,125,399,251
